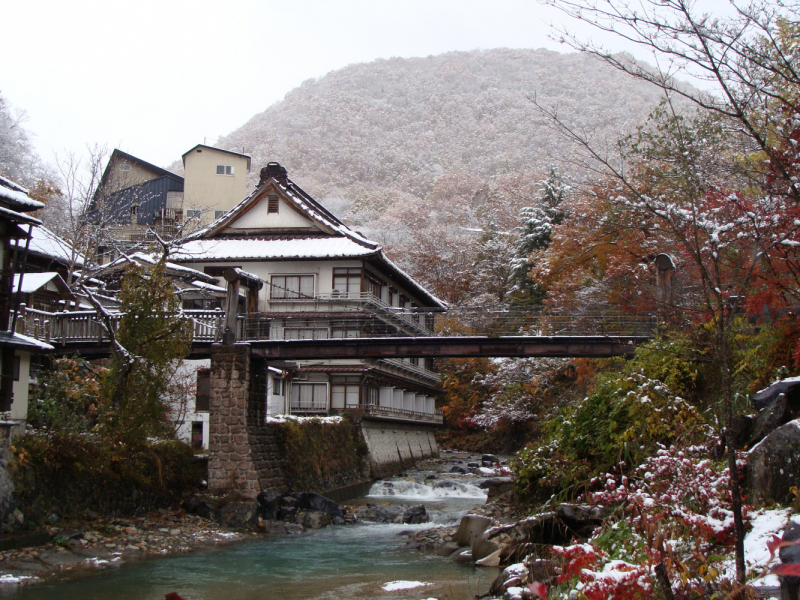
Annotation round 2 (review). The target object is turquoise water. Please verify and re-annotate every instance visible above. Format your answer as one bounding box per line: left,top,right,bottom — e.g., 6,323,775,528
0,479,498,600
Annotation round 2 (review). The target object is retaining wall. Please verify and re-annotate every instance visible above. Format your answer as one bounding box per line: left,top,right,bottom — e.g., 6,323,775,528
360,419,439,479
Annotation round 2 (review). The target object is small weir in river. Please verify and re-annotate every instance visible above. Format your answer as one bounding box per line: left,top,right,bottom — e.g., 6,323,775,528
0,465,499,600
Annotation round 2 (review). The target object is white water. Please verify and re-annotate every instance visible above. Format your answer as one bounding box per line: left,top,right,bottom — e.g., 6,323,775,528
368,479,487,502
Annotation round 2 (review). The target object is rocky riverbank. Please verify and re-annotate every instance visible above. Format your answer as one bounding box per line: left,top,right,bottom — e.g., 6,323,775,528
0,507,247,586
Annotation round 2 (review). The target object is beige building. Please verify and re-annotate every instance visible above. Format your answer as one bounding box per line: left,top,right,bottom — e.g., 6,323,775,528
181,145,251,223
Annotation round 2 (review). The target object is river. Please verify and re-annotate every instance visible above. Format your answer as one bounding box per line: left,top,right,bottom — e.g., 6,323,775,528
0,461,499,600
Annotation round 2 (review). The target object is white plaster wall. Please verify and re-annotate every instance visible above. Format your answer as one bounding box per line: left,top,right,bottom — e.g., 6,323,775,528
171,358,211,450
180,259,362,312
10,351,30,423
229,195,315,229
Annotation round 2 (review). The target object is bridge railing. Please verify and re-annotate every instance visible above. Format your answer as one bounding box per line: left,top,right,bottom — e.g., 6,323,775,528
9,305,658,348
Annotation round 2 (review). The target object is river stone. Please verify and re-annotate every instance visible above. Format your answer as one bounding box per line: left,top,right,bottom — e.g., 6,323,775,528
196,501,216,520
256,491,282,521
482,454,500,466
475,547,503,567
403,504,428,524
452,549,474,563
302,510,332,530
455,515,492,547
747,420,800,503
479,477,514,499
472,530,500,562
436,542,461,557
219,502,258,530
287,492,344,518
450,465,467,474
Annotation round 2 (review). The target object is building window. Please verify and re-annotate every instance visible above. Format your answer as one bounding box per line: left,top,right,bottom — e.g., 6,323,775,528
214,210,226,220
331,384,360,409
12,357,20,382
196,368,210,412
332,268,361,295
120,163,131,172
366,277,381,298
283,328,328,340
364,386,378,406
272,377,284,396
271,275,314,299
331,328,360,338
186,209,202,219
290,383,327,412
267,195,279,214
183,298,221,310
216,165,234,175
191,421,203,450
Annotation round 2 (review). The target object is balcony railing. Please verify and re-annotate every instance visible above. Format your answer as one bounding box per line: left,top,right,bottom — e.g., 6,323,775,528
353,405,444,425
379,358,440,383
269,292,433,336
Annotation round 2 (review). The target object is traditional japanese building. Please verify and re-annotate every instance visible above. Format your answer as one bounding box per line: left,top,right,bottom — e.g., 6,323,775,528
172,161,444,428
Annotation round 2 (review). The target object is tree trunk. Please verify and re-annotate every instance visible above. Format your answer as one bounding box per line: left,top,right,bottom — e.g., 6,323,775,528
719,325,746,591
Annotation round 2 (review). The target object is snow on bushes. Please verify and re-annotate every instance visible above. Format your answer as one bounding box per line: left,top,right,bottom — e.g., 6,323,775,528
512,373,710,501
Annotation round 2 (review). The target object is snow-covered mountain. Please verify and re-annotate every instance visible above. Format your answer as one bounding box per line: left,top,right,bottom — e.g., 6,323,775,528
213,49,667,197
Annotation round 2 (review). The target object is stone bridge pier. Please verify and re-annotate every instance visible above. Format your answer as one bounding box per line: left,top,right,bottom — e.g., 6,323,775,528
207,343,287,498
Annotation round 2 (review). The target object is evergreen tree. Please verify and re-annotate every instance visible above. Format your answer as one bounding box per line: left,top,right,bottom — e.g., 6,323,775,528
510,167,569,303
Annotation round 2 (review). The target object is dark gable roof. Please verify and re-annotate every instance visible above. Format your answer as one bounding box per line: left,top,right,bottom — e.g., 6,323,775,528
105,149,182,183
181,145,252,170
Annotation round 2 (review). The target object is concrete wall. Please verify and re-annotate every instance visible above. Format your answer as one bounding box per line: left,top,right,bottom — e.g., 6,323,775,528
183,147,250,218
359,419,439,479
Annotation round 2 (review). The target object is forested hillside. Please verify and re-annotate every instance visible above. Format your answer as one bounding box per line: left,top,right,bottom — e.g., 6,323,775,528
217,49,665,199
197,49,674,302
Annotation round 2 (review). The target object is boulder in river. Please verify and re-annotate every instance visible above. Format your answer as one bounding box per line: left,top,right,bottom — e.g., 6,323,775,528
256,491,282,521
450,465,467,474
402,505,428,524
219,502,258,530
301,510,332,530
287,492,344,519
482,454,500,466
479,477,514,499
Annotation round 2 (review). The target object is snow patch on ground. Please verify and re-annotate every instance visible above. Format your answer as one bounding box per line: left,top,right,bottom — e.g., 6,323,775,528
266,415,343,424
721,507,791,585
0,574,38,585
380,580,433,591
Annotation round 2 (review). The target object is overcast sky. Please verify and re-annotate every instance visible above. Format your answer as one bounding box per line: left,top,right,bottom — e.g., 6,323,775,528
1,0,726,170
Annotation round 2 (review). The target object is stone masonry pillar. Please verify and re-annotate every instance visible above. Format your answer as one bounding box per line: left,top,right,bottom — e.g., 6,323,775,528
208,343,261,498
208,343,287,498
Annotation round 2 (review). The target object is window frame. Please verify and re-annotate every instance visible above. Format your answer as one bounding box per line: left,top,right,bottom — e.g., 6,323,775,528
195,368,211,412
270,274,316,300
216,165,234,176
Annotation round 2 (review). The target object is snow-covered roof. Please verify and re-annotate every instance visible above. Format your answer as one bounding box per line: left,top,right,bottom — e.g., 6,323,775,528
183,174,378,251
189,280,227,293
0,331,54,352
13,225,85,268
173,237,379,261
0,176,45,212
12,272,70,295
101,252,215,282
